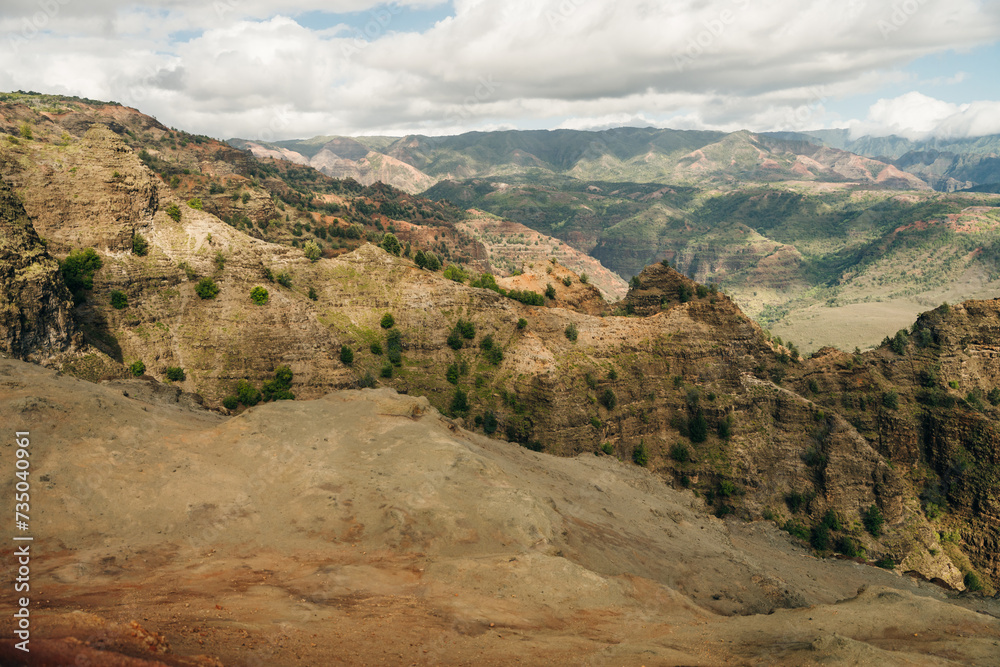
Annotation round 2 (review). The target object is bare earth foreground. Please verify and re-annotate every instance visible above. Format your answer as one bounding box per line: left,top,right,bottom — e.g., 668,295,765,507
0,359,998,666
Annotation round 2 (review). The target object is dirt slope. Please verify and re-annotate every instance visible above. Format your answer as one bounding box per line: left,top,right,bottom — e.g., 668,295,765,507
0,359,997,666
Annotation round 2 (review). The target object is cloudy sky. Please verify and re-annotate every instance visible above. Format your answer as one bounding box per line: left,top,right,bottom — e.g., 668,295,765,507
2,0,999,141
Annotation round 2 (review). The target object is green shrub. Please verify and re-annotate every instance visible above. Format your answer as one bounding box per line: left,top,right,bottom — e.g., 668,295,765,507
882,390,899,410
836,536,862,558
821,509,842,532
485,347,503,365
507,289,544,306
579,273,588,284
165,366,185,382
110,290,128,309
132,234,149,256
250,286,269,305
890,329,908,355
19,122,32,140
632,441,649,467
718,480,736,497
545,283,557,299
516,318,527,330
561,276,572,287
129,360,145,377
303,240,321,262
261,366,294,401
380,233,402,256
387,348,402,366
209,182,225,195
165,204,181,222
482,411,498,434
875,556,895,569
457,320,475,339
443,265,467,283
446,364,459,385
964,571,984,591
380,363,393,378
599,388,617,410
863,504,885,537
670,443,690,463
783,521,810,540
276,272,292,288
810,524,831,550
381,313,395,329
187,197,203,210
450,388,469,415
60,247,103,297
988,388,1000,406
222,396,238,410
589,416,601,429
236,380,260,406
386,328,403,351
678,283,692,303
479,335,494,351
688,409,708,443
600,442,614,456
195,277,220,299
717,414,733,439
370,342,383,356
447,329,463,350
308,287,318,301
340,345,354,365
564,323,578,342
696,284,709,298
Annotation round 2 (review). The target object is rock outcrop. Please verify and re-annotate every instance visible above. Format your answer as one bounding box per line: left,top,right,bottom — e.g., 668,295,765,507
0,177,76,360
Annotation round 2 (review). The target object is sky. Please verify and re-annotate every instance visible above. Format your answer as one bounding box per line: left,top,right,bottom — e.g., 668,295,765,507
1,0,999,142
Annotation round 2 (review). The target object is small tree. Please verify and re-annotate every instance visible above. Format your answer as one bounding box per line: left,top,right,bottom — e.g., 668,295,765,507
60,247,103,297
340,345,354,365
165,366,185,382
222,396,239,410
195,277,220,299
633,441,649,467
516,318,527,330
110,290,128,309
450,388,469,415
862,504,884,537
381,313,395,329
165,204,181,222
545,283,557,299
380,233,402,256
689,408,708,443
303,240,321,262
276,272,292,288
129,360,145,377
599,388,617,410
187,198,203,210
236,379,261,406
564,323,578,342
250,286,269,305
446,364,459,385
132,233,149,256
308,287,318,301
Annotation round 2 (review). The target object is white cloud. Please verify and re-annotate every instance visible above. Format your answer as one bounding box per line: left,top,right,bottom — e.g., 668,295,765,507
2,0,999,138
847,92,1000,141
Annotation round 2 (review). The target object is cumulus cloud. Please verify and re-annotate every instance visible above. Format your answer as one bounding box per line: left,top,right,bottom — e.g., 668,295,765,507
849,93,1000,141
2,0,999,138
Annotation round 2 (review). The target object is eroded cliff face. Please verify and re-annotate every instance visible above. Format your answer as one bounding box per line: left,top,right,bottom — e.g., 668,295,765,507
0,177,76,361
1,125,159,253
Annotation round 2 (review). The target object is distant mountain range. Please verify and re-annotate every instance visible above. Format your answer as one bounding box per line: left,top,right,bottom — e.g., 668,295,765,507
230,127,930,194
231,127,1000,194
